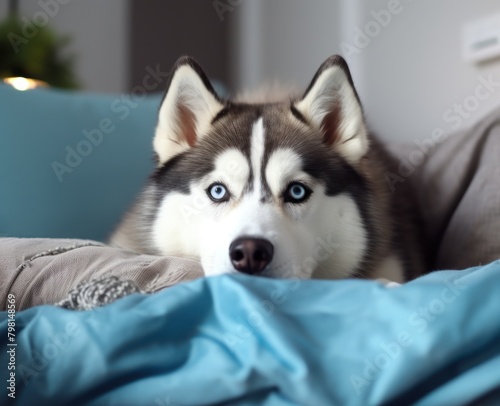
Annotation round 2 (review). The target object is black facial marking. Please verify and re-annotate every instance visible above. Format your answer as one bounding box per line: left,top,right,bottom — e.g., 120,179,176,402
290,103,309,125
150,104,264,204
211,106,230,124
300,151,366,197
150,151,212,198
258,143,273,202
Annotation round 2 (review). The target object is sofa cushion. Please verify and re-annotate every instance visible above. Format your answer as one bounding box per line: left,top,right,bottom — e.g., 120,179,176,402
399,108,500,270
0,85,161,241
0,237,203,310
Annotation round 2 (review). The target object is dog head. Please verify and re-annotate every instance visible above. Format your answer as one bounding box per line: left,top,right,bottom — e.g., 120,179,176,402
150,55,370,279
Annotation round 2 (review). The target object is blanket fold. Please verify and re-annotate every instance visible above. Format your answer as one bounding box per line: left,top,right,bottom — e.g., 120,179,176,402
1,261,500,405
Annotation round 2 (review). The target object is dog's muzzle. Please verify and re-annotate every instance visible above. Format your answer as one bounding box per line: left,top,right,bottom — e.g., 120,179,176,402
229,238,274,275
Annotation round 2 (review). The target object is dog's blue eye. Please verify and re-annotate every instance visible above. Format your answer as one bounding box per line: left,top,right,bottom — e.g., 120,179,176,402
289,184,306,199
207,183,229,202
285,182,311,203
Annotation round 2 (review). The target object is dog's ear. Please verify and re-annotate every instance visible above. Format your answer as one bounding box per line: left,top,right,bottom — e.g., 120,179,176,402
154,56,224,165
294,55,368,165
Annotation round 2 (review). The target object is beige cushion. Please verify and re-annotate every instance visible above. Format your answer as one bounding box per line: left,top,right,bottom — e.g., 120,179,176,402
0,238,203,311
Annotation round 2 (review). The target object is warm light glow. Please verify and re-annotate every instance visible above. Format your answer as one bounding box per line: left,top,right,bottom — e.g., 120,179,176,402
3,77,48,91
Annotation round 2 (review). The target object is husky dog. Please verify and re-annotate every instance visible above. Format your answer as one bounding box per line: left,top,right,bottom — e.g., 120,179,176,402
111,55,425,282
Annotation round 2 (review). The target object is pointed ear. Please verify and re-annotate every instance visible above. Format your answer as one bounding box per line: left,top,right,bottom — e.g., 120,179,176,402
153,56,224,165
294,55,368,165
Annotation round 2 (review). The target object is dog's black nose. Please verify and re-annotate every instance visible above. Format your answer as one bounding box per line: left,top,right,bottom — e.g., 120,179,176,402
229,238,274,275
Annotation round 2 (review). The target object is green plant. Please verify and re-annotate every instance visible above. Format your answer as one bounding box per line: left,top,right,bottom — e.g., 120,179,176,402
0,16,79,89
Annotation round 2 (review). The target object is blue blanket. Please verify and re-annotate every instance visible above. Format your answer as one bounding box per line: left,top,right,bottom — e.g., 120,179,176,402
2,261,500,405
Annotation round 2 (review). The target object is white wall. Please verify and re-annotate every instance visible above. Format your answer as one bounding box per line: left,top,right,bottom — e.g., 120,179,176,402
234,0,343,92
234,0,500,142
352,0,500,142
1,0,128,93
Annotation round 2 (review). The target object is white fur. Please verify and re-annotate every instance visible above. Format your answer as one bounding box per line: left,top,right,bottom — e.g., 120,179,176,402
307,193,368,279
153,65,223,164
265,148,305,198
295,65,369,165
152,149,249,258
153,192,202,259
250,118,265,194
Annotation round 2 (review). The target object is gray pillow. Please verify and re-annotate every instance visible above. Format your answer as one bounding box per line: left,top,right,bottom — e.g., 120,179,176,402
408,108,500,270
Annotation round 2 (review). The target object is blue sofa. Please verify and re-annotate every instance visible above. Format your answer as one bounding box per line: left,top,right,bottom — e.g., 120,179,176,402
0,84,161,241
